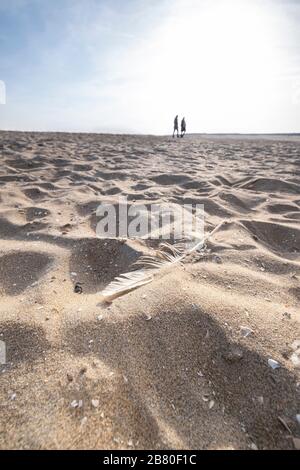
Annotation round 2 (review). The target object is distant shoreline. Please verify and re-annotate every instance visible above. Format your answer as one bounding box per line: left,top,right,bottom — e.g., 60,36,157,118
0,129,300,138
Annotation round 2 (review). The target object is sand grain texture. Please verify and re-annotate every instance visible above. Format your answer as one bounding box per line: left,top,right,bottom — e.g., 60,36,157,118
0,131,300,449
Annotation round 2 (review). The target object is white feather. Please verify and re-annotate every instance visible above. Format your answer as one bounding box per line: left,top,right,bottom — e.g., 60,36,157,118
100,220,228,301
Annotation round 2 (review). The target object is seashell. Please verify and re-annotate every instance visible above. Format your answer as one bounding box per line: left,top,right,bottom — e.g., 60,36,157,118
290,352,300,368
268,359,281,370
240,326,254,338
291,340,300,351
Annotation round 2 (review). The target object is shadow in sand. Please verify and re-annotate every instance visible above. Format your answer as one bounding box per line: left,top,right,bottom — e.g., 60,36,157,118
64,304,300,449
0,251,53,295
0,321,51,364
69,238,141,294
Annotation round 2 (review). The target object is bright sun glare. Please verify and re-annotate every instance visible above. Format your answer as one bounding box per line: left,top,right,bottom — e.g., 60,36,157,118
141,0,283,133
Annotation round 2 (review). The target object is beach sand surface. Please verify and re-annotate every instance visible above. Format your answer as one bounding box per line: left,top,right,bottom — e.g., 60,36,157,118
0,131,300,449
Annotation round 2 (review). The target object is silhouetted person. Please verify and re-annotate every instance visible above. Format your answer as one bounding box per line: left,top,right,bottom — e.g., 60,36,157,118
173,115,179,138
181,117,186,138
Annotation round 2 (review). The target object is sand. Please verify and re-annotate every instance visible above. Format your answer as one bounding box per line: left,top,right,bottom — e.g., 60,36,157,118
0,131,300,450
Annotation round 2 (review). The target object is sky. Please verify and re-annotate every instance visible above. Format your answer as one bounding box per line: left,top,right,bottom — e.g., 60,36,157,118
0,0,300,134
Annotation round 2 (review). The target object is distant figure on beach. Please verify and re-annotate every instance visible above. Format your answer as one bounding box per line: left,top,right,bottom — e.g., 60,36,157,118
173,115,179,138
181,117,186,138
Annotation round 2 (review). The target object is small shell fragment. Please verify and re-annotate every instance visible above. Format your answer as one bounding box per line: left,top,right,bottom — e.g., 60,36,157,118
293,437,300,450
291,340,300,351
268,359,281,370
70,399,83,408
290,352,300,369
240,326,254,338
278,416,292,434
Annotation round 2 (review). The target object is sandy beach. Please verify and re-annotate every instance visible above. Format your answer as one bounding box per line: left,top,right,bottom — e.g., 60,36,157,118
0,131,300,450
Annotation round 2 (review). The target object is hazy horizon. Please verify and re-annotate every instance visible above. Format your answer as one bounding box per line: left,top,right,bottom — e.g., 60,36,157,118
1,0,300,134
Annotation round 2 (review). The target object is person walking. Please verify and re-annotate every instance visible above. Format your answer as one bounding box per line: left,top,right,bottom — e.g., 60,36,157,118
181,117,186,138
173,115,179,138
